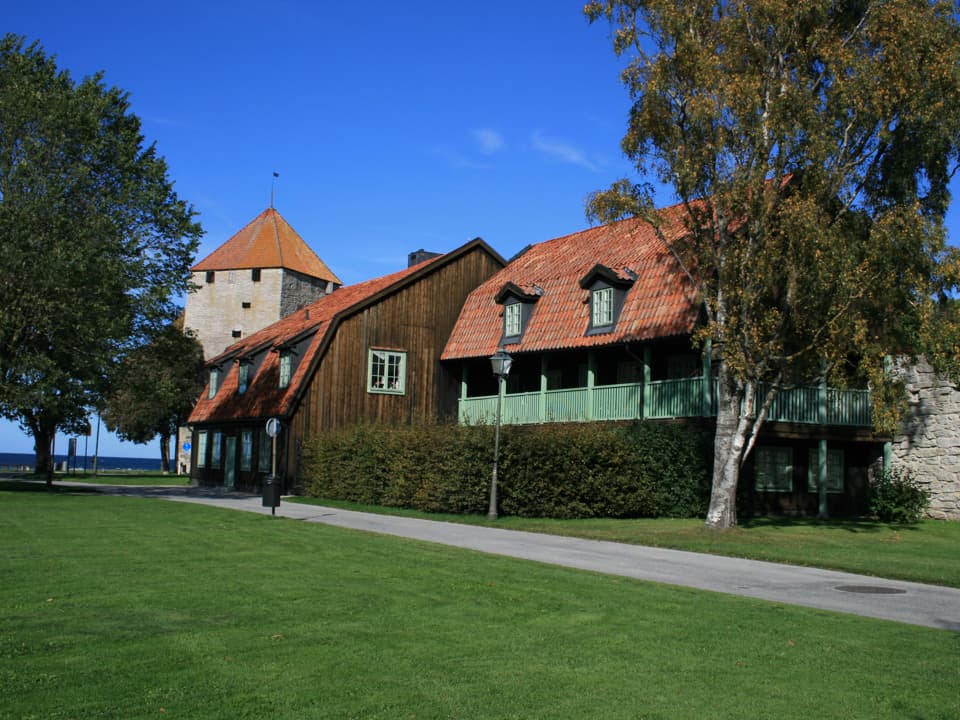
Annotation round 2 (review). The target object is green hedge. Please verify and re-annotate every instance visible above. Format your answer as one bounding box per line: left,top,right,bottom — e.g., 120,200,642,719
300,421,709,519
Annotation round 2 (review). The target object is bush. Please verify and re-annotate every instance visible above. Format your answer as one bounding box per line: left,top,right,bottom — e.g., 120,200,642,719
300,420,709,519
869,466,930,524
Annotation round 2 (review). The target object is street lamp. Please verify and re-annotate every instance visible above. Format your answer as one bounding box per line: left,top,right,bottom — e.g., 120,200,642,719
487,347,513,520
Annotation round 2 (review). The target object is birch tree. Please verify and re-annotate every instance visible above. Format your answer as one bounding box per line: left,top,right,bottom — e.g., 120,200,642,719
585,0,960,528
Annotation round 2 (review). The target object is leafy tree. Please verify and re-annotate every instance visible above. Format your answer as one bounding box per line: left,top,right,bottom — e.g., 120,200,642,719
0,35,202,479
102,322,205,473
585,1,960,528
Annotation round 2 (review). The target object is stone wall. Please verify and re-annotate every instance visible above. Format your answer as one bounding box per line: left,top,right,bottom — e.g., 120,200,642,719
280,271,333,318
891,358,960,519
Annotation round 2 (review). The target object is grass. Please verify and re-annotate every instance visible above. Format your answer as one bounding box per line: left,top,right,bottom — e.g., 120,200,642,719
289,497,960,588
0,471,190,487
1,489,958,719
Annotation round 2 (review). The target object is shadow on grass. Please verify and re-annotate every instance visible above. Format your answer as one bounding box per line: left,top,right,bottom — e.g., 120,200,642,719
0,478,102,494
739,515,921,533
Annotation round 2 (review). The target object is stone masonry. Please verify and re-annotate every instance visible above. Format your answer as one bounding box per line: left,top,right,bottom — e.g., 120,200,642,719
891,357,960,519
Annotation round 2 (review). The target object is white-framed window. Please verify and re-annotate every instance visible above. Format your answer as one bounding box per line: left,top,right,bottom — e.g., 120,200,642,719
238,363,249,394
279,351,293,389
211,431,222,469
592,287,614,327
196,431,207,469
368,349,406,394
807,448,844,493
241,430,253,471
504,302,522,337
208,368,220,399
259,429,272,472
755,446,793,492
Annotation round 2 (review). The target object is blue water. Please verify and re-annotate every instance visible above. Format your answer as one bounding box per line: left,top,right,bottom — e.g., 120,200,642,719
0,452,172,473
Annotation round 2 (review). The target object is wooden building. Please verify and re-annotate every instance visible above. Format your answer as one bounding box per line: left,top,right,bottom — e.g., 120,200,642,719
178,207,341,473
441,213,883,517
187,237,505,490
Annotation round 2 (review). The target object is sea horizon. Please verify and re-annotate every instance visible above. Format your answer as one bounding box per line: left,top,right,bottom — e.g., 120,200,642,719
0,452,173,473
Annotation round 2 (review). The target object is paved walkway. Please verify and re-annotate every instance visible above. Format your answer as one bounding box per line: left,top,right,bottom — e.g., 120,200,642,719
47,481,960,631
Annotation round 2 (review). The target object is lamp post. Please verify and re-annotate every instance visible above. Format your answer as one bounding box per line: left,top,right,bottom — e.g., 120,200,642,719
488,347,513,520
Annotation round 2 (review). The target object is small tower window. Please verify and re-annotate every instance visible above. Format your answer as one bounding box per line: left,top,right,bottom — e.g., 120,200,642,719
205,271,215,284
241,302,251,309
232,329,242,338
251,268,261,282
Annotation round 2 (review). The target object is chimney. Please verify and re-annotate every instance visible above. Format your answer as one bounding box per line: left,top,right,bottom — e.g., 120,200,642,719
408,249,441,267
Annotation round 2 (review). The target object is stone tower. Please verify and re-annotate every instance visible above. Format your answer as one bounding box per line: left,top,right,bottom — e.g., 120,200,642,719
183,207,341,359
178,207,341,472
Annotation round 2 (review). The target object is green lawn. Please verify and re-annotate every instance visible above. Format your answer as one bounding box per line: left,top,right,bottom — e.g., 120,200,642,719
291,497,960,588
1,471,191,487
1,490,957,720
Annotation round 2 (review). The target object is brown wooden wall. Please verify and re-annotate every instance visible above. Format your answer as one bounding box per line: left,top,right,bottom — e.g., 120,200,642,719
287,245,503,478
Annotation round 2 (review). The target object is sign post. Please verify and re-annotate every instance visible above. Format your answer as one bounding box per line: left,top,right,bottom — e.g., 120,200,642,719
263,418,282,515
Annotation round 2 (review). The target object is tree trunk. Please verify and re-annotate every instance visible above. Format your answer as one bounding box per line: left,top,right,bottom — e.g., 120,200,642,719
30,422,56,486
159,432,171,475
705,361,755,530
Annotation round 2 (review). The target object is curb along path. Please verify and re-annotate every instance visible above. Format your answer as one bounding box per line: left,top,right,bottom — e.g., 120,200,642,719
87,483,960,632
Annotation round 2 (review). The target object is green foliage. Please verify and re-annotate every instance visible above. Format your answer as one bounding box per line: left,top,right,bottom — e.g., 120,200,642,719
301,421,708,519
585,1,960,528
869,466,931,524
0,34,202,474
101,323,205,469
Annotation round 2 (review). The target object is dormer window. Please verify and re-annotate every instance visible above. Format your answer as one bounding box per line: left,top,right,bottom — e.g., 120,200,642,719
592,287,614,327
278,351,293,389
495,282,541,343
579,264,634,335
237,362,250,394
208,367,220,398
504,302,522,337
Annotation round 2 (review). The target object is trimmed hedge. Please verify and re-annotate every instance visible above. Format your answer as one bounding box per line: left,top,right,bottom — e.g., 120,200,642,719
300,421,709,519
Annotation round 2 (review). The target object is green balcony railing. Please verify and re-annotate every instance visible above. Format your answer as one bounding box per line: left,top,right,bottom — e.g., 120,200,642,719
459,377,872,428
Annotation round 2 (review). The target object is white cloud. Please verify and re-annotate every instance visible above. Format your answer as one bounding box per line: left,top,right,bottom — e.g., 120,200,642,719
472,128,505,155
530,131,599,172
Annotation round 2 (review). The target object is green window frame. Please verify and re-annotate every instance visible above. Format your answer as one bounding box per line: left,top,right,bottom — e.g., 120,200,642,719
208,368,220,399
238,363,249,394
211,431,222,469
240,430,253,471
755,446,793,492
504,302,522,337
592,287,614,327
368,349,406,394
196,431,207,469
807,448,844,493
279,352,293,389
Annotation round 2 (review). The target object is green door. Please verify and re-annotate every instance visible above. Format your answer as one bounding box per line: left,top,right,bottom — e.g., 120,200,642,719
224,436,237,489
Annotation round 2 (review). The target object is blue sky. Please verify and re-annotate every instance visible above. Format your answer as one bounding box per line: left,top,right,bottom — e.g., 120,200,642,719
1,1,643,458
3,1,959,459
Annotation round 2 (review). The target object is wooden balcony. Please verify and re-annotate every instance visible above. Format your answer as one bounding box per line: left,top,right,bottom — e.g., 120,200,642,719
458,378,872,427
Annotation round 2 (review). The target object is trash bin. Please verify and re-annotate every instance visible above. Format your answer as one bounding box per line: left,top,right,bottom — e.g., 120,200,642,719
262,476,281,513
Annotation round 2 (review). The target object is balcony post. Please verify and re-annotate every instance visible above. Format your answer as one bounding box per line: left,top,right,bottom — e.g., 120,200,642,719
642,345,651,419
587,350,596,420
539,356,548,423
702,338,713,417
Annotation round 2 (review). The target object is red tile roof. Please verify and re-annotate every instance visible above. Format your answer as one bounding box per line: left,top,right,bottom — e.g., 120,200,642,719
441,210,700,361
188,239,501,425
192,207,342,284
